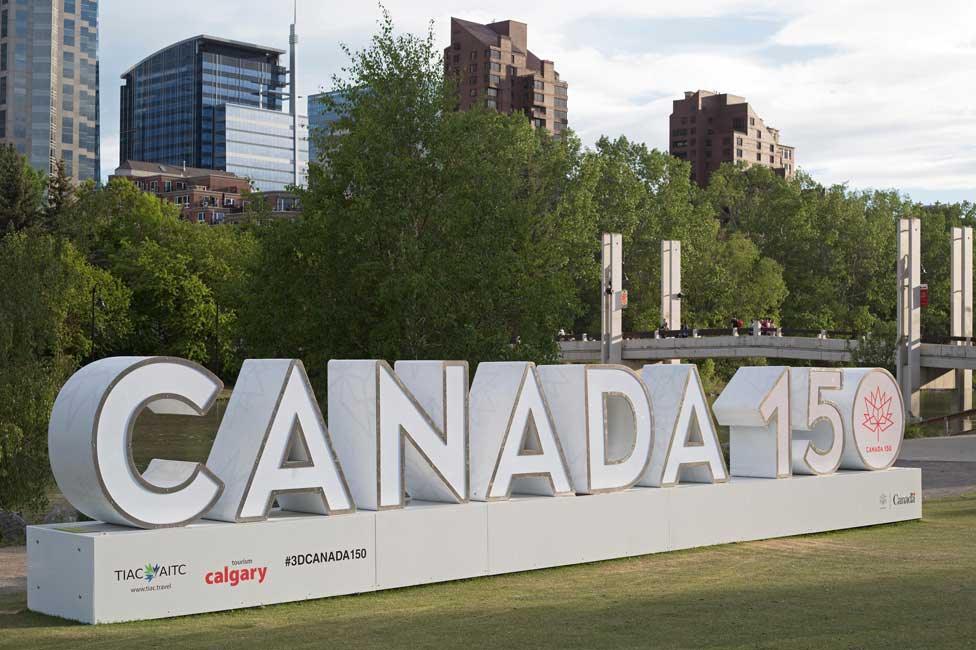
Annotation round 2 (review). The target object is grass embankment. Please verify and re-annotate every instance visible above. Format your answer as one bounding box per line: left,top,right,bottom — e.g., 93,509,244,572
1,494,974,649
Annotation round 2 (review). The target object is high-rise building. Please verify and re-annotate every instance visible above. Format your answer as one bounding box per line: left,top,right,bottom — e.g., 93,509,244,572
445,18,568,137
120,35,308,192
0,0,100,182
306,90,350,163
669,90,796,188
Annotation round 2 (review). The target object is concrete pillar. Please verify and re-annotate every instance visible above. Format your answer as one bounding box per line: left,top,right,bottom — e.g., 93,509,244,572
661,241,681,332
897,219,922,420
661,241,681,365
952,226,973,415
601,233,623,364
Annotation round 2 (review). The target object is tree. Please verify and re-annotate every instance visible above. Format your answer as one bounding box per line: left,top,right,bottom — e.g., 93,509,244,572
0,144,45,234
243,9,591,392
706,164,910,333
45,158,76,227
57,178,257,379
575,138,787,333
0,231,129,513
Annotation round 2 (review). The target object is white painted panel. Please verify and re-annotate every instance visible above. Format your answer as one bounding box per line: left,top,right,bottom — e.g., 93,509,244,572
28,527,96,624
375,501,488,590
486,490,670,574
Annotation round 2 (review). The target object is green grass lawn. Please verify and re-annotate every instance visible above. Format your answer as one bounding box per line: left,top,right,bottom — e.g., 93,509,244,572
1,494,974,649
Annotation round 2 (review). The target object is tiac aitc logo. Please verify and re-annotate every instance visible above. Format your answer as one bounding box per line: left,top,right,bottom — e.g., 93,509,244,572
114,562,187,583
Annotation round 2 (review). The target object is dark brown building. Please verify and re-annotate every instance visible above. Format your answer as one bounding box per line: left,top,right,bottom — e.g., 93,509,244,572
111,161,301,225
669,90,796,187
445,18,568,136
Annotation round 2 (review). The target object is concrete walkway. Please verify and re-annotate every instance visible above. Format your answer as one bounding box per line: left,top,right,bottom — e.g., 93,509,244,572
899,434,976,462
896,434,976,498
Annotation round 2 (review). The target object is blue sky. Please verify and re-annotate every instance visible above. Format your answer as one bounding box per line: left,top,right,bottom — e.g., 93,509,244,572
99,0,976,204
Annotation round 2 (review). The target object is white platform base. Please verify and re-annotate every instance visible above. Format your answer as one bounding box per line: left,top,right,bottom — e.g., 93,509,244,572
28,468,922,624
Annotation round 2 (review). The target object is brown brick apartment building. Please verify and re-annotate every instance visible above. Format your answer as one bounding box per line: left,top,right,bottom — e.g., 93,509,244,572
670,90,795,187
111,161,301,225
445,18,568,136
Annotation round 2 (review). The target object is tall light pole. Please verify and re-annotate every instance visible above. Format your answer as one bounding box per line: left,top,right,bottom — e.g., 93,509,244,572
290,0,300,187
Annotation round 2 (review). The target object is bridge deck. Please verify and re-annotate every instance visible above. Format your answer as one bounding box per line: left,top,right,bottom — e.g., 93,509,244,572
559,335,856,364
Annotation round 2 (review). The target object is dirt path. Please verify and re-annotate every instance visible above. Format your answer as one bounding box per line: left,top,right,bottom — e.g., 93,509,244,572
0,546,26,599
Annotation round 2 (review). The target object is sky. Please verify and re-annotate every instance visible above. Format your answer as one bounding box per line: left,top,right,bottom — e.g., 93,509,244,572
99,0,976,204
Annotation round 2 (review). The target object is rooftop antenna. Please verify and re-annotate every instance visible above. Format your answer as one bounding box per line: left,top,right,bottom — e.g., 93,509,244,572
289,0,300,187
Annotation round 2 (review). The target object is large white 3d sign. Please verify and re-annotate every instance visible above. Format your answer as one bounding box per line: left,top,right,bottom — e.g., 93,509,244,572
48,358,905,529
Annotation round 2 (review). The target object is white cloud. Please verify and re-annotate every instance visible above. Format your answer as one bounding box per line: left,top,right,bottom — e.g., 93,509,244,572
98,1,976,201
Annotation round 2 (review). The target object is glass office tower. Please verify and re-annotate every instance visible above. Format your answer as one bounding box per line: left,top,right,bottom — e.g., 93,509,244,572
306,90,349,164
121,35,305,191
202,104,308,192
0,0,100,182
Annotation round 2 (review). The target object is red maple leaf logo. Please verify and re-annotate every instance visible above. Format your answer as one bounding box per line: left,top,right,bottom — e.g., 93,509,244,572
863,388,894,440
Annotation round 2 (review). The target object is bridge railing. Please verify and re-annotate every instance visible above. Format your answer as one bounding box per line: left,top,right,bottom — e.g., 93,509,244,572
921,335,976,345
560,328,857,342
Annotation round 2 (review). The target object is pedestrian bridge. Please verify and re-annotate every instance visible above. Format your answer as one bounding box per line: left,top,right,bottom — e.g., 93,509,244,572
558,332,976,371
558,332,858,365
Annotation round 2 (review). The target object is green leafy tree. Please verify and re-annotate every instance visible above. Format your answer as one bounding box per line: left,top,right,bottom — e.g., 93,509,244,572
575,137,787,334
244,9,590,391
0,144,45,234
57,178,257,378
0,231,129,513
45,158,76,228
707,164,910,333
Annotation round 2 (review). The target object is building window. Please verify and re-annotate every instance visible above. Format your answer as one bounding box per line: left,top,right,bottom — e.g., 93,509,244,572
468,76,477,85
533,118,545,129
769,144,774,152
673,140,688,148
470,50,477,60
486,87,497,97
198,213,206,224
736,149,743,158
534,79,544,90
164,181,172,192
756,130,762,139
534,92,545,104
488,75,500,86
554,97,567,109
486,99,496,109
469,88,477,97
468,63,477,73
488,62,501,73
750,117,756,126
769,155,775,163
756,153,762,161
150,181,158,192
732,118,745,131
63,19,75,46
490,49,501,60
